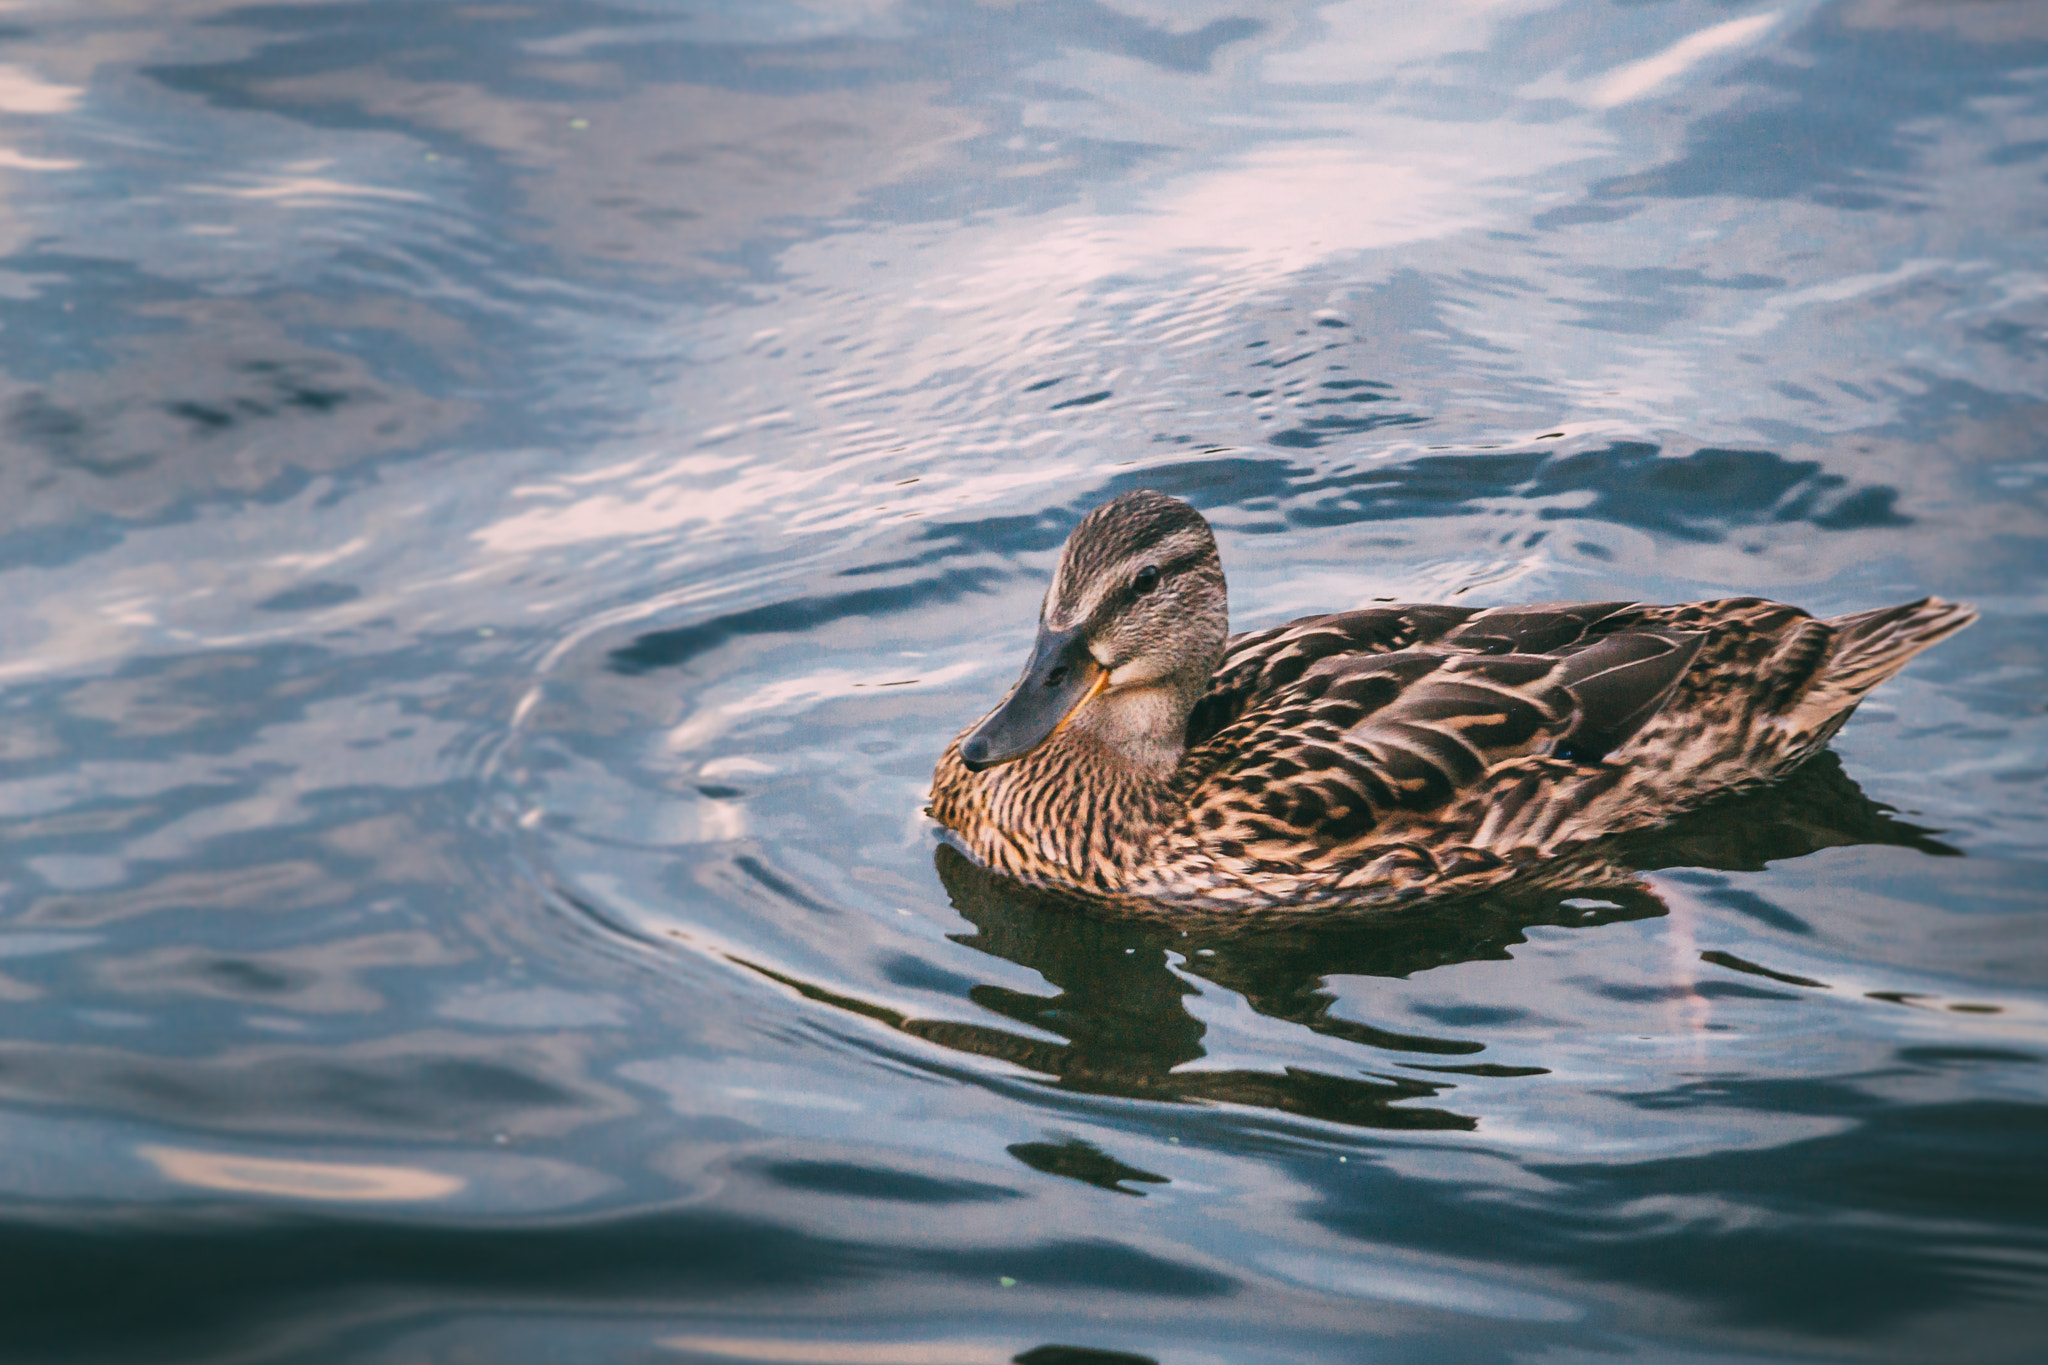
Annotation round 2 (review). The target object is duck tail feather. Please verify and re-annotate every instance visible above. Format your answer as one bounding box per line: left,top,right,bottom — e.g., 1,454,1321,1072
1788,597,1976,730
1824,596,1976,691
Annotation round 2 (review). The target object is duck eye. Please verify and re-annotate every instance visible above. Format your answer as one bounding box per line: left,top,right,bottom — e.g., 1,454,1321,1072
1133,565,1160,594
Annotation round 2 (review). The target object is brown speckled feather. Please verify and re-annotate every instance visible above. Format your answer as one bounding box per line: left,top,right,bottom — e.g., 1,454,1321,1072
929,494,1976,911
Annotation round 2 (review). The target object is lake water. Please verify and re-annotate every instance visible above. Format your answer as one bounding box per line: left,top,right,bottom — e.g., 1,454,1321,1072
2,1,2045,1361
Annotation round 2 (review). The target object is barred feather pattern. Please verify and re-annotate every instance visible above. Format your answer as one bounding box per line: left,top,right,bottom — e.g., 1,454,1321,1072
931,594,1976,911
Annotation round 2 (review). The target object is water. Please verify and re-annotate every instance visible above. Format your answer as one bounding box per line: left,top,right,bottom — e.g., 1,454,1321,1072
1,1,2043,1360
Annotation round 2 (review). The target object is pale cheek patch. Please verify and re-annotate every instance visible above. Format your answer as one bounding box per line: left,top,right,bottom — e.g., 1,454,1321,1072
1107,658,1171,688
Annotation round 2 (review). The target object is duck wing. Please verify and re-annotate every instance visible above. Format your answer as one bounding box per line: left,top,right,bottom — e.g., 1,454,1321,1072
1186,599,1645,748
1187,604,1481,746
1184,625,1703,859
1150,594,1971,902
1434,600,1640,655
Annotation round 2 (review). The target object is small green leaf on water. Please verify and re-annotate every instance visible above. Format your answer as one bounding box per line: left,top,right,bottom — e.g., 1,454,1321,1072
999,1276,1017,1288
567,117,589,130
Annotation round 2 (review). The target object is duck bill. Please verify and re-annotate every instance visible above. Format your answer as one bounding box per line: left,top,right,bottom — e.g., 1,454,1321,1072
958,623,1106,771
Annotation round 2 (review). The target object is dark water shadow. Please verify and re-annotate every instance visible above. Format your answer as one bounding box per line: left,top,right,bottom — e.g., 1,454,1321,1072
0,1203,1222,1363
912,438,1910,561
729,752,1954,1135
1602,748,1958,872
875,754,1945,1131
924,845,1480,1131
1299,1069,2048,1344
600,437,1913,682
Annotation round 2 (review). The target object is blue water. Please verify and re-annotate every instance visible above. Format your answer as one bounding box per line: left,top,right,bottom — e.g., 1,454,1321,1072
1,2,2044,1361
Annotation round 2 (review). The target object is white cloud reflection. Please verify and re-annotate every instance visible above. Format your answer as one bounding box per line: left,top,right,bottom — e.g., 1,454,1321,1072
195,159,429,206
1589,11,1782,108
0,62,81,114
974,139,1518,281
140,1144,465,1202
0,147,78,171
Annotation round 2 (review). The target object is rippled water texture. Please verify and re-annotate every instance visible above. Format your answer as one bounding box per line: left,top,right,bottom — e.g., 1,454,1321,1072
1,2,2045,1361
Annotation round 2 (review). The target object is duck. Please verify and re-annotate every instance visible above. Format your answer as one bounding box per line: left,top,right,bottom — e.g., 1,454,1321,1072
928,489,1975,911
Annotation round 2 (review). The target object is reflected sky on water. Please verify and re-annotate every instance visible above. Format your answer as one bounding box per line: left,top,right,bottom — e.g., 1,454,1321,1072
0,1,2043,1361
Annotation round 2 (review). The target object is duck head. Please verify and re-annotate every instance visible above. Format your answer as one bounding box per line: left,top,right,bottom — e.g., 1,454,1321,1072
960,490,1229,775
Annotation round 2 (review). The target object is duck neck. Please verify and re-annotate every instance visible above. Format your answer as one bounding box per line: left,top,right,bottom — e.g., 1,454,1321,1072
1065,681,1193,784
1015,726,1184,889
936,687,1195,894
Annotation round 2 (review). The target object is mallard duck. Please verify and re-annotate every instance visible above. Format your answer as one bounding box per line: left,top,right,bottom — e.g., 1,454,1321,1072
929,490,1975,910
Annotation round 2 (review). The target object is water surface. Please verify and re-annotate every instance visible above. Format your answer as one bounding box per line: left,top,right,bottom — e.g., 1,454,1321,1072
1,1,2044,1361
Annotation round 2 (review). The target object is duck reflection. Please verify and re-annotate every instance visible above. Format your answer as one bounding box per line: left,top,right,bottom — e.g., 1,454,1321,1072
925,845,1482,1130
734,754,1948,1132
909,752,1952,1131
